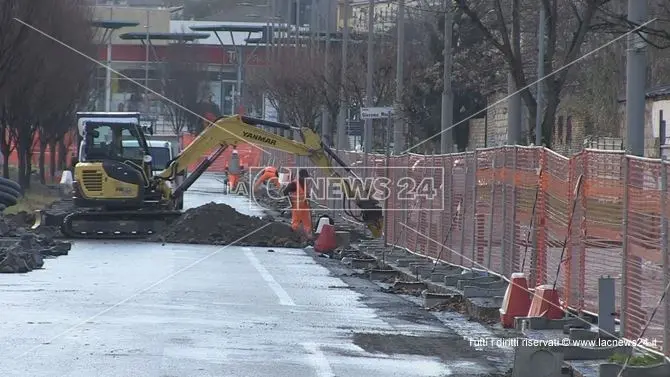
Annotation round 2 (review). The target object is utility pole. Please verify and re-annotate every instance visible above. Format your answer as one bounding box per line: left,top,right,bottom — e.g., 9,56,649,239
105,33,112,112
364,0,375,169
625,0,647,156
322,1,332,145
144,10,150,114
295,0,301,55
336,0,350,152
535,5,545,146
287,0,292,54
393,0,405,154
507,0,522,145
440,1,453,153
310,0,316,58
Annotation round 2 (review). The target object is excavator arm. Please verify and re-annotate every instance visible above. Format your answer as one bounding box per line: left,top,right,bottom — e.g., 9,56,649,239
157,115,384,238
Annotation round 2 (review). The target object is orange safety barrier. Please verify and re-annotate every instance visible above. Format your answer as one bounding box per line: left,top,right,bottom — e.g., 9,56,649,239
2,129,78,183
263,145,670,355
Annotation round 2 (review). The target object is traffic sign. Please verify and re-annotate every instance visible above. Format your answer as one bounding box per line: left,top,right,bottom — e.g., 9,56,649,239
360,107,394,119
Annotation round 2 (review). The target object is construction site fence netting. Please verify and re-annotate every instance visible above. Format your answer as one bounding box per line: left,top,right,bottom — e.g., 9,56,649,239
258,145,670,356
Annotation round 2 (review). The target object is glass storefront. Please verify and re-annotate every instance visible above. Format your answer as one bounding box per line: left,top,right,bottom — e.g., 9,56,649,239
92,61,263,133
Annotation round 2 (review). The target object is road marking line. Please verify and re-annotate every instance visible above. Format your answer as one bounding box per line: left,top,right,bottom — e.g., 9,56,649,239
302,343,335,377
244,250,295,306
13,224,273,359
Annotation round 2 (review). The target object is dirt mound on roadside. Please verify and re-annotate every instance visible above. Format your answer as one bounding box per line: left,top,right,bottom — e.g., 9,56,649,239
0,233,71,273
150,202,307,248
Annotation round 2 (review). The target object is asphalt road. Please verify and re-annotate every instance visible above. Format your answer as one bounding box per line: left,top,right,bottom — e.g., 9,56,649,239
0,175,510,377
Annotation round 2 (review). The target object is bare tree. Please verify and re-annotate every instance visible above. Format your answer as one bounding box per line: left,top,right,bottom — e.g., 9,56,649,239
0,0,94,188
398,5,503,151
456,0,670,147
247,47,328,128
161,41,207,136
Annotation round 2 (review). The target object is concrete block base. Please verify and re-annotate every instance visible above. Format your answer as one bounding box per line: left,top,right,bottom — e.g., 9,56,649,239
561,321,593,335
350,257,376,269
456,277,505,290
335,231,351,249
463,285,508,298
422,291,459,309
409,263,434,274
444,271,479,286
466,297,503,322
599,362,670,377
396,258,425,267
549,345,632,361
339,250,362,259
512,346,564,377
515,317,587,331
368,269,398,281
392,281,426,290
418,266,461,279
430,272,456,282
567,328,620,341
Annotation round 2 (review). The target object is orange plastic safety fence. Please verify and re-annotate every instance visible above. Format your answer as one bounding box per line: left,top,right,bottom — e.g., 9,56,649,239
263,145,670,354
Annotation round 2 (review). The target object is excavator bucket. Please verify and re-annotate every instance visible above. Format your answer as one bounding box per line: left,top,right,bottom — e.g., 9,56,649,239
357,199,384,238
31,209,67,230
31,210,43,230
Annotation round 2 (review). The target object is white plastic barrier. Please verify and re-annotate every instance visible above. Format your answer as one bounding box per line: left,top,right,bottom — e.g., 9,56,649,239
278,172,291,185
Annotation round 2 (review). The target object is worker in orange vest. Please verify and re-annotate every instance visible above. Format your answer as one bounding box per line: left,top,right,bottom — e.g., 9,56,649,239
227,149,241,191
283,169,313,240
254,166,280,191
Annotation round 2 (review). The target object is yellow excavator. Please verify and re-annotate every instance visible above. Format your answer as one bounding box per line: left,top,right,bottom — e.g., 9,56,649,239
33,114,384,239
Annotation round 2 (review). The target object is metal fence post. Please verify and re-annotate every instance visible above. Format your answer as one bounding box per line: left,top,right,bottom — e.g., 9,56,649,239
426,157,436,257
661,159,669,354
447,155,454,260
402,155,409,249
511,147,519,273
486,151,496,270
471,150,478,268
501,148,508,276
459,153,467,266
621,156,629,337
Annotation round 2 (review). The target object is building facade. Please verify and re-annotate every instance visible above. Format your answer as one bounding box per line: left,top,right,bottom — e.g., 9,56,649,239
92,5,270,135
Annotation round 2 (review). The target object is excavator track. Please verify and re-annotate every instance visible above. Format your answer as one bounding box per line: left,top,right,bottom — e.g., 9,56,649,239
60,210,183,239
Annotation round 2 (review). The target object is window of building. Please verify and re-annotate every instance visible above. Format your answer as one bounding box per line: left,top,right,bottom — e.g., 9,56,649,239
557,116,564,144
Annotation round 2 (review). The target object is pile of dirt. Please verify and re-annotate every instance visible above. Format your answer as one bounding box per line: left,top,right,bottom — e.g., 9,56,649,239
427,295,468,314
3,198,75,239
250,184,371,243
150,202,307,247
0,233,71,273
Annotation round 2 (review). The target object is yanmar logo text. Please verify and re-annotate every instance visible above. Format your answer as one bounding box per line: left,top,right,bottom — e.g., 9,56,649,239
242,131,277,145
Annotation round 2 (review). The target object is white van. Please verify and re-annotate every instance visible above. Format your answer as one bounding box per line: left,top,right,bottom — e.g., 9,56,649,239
122,139,174,175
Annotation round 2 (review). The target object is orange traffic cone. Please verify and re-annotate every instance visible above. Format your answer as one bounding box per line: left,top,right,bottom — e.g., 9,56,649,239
499,273,531,328
528,284,564,320
314,224,337,254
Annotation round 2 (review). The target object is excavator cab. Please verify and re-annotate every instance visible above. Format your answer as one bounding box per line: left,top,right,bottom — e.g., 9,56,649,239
74,120,154,208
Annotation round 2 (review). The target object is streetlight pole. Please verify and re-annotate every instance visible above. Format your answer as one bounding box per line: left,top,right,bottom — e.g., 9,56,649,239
295,0,301,55
336,0,350,152
144,10,150,114
364,0,375,175
322,0,331,145
440,0,453,153
535,5,546,146
625,0,647,156
105,34,113,111
393,0,404,154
